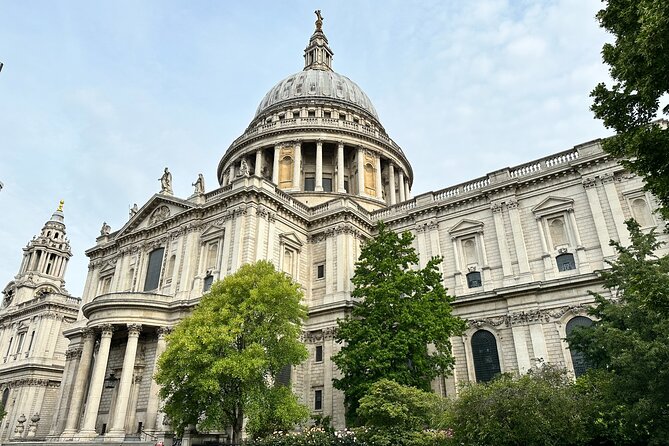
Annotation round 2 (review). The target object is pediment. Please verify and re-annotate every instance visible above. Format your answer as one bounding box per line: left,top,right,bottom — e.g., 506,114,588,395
279,232,303,251
99,260,117,274
448,219,484,237
531,196,574,216
116,194,196,237
201,222,225,241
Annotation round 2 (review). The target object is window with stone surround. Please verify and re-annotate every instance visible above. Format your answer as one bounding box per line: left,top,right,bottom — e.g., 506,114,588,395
203,274,214,293
448,219,487,290
624,190,656,229
315,345,323,362
280,233,302,280
466,271,482,288
316,263,325,280
566,316,593,377
314,388,323,411
532,196,581,273
144,247,165,291
471,330,501,383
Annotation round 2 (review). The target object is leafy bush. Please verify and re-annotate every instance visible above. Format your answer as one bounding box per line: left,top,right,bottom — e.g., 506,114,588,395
449,365,589,446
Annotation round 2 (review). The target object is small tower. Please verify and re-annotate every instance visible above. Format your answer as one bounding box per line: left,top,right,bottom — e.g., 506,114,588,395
303,10,334,71
3,200,72,308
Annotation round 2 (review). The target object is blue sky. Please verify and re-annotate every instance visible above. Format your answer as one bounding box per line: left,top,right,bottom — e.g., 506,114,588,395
0,0,611,296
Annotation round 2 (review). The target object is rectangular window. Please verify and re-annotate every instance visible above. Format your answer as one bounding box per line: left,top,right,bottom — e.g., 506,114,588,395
304,177,315,191
15,333,25,354
323,111,331,118
314,389,323,410
144,248,165,291
315,345,323,362
308,110,316,118
317,264,325,279
5,337,13,358
27,331,35,355
322,177,333,192
203,275,214,293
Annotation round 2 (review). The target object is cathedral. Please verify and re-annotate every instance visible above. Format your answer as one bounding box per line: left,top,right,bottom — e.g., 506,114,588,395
1,13,667,444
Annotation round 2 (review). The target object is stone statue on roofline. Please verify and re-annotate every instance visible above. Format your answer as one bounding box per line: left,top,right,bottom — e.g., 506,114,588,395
160,167,173,194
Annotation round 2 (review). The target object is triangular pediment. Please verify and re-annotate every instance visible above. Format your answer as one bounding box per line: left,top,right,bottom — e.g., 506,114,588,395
531,196,574,216
99,260,116,274
116,194,196,238
201,222,225,240
279,232,303,250
448,219,484,237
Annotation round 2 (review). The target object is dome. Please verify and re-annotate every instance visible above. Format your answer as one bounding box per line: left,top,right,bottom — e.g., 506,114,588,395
254,69,379,120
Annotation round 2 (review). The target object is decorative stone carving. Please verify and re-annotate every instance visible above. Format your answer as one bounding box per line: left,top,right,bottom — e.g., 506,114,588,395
100,222,111,236
160,167,173,194
581,177,597,189
14,413,26,438
99,324,114,336
127,324,142,337
129,203,139,218
323,327,337,340
467,303,592,329
26,413,40,438
149,206,171,225
192,173,205,194
490,202,503,213
65,347,83,360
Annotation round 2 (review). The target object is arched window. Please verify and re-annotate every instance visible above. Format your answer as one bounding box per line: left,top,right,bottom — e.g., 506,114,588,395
471,330,501,382
549,217,568,248
206,242,218,270
566,316,593,377
631,198,653,227
463,239,478,265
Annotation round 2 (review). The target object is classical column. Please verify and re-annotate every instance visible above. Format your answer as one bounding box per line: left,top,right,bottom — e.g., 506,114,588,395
398,170,406,202
145,327,170,431
506,200,531,276
255,149,263,177
388,163,397,205
108,324,142,437
375,156,383,199
229,164,235,183
78,324,114,438
356,147,365,195
337,142,345,192
272,145,280,185
405,179,411,200
582,177,615,258
60,329,95,438
601,173,631,247
315,140,323,192
491,202,513,282
292,142,302,190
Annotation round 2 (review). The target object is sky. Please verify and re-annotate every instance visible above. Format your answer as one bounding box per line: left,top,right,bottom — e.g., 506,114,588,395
0,0,612,297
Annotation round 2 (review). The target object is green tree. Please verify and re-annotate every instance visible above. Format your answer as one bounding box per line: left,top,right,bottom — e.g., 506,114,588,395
591,0,669,220
567,220,669,444
155,261,309,443
449,365,589,446
332,222,465,424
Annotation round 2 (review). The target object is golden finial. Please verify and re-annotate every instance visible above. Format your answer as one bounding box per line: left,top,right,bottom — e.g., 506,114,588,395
57,200,64,212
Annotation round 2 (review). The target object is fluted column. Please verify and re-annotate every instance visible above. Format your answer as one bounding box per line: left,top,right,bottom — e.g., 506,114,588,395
108,324,142,437
255,149,263,177
388,163,397,205
375,156,383,199
357,147,365,195
337,142,345,192
229,164,235,183
78,324,114,438
145,327,170,431
315,140,323,192
60,329,95,438
398,169,406,202
405,180,411,200
272,145,280,185
292,142,302,190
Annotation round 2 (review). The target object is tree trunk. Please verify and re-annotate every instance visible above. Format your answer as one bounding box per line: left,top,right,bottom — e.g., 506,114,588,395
231,407,244,444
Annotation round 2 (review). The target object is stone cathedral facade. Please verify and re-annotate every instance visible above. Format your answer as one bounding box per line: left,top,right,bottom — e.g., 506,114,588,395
2,15,668,443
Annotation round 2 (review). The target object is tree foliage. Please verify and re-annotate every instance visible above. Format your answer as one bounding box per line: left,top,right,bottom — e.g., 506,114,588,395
591,0,669,219
155,261,309,442
449,365,589,446
567,220,669,444
332,222,465,424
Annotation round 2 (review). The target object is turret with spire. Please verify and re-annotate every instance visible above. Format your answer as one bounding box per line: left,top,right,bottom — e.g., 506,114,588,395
2,201,72,308
303,10,334,71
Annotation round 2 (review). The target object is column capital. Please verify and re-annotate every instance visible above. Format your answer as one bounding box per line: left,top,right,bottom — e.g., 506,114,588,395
157,326,172,339
82,327,95,340
98,324,114,337
127,324,143,337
